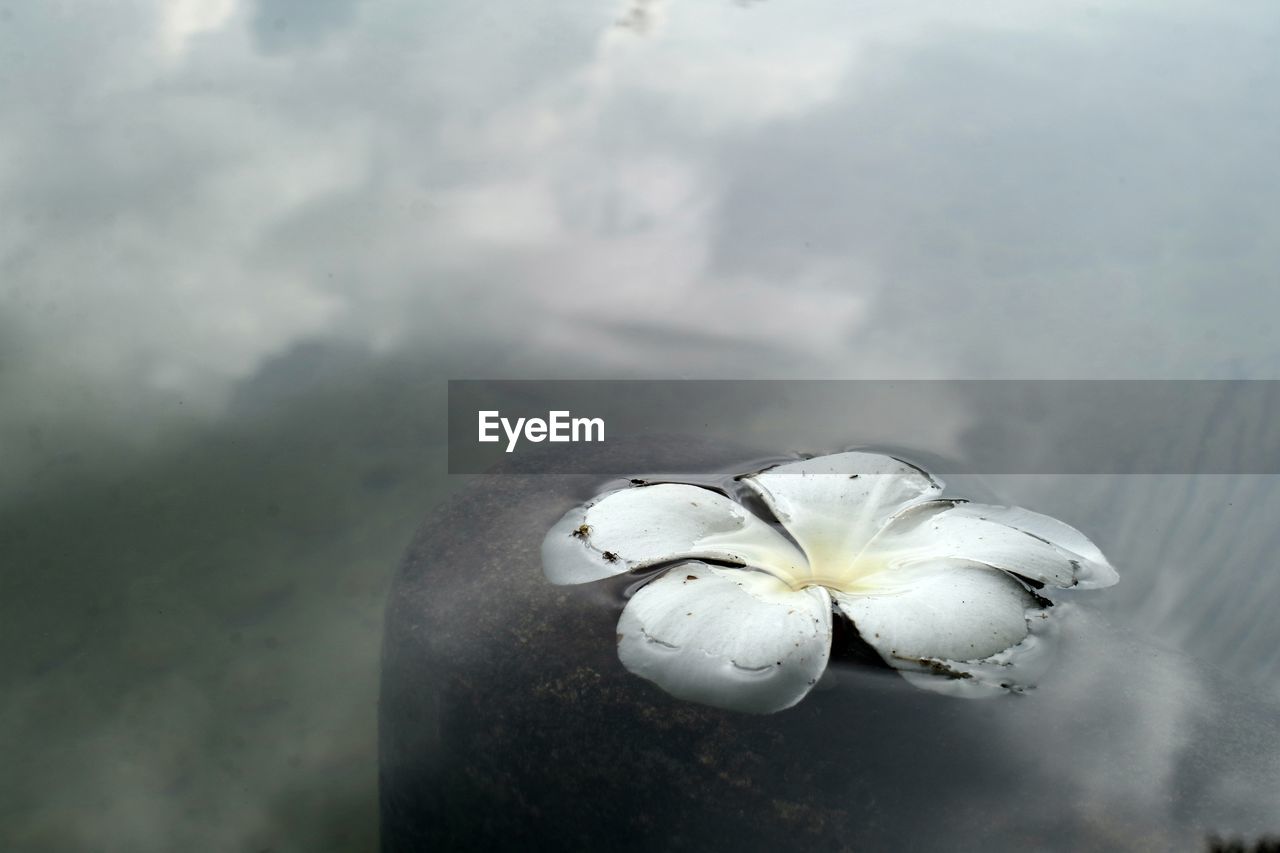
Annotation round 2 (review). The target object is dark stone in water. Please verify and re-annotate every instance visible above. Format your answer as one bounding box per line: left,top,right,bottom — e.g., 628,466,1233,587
380,437,1280,852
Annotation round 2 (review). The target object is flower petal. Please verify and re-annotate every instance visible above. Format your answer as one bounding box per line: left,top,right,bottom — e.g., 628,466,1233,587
864,500,1118,589
616,564,832,714
955,503,1118,589
884,607,1060,698
542,484,807,586
833,560,1035,663
740,452,944,572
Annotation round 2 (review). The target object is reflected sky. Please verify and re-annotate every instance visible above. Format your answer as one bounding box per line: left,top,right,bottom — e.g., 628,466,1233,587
3,0,1280,849
4,2,1279,434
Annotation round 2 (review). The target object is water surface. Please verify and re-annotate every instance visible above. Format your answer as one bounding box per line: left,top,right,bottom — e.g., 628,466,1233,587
3,0,1279,848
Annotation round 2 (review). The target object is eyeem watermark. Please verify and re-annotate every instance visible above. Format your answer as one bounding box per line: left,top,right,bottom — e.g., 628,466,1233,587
478,410,605,453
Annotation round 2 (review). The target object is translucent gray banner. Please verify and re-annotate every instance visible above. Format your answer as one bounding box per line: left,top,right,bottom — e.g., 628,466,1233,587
447,380,1280,475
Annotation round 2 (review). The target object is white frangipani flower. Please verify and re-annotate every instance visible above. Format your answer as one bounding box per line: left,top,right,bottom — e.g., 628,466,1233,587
542,452,1118,714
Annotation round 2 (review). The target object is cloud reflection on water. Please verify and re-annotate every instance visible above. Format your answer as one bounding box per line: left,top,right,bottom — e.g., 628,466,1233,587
3,0,1280,849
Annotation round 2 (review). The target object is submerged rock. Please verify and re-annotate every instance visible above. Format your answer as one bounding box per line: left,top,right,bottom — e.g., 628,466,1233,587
380,437,1280,852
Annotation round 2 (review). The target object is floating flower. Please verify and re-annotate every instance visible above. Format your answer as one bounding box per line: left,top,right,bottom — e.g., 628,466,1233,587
542,452,1117,713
